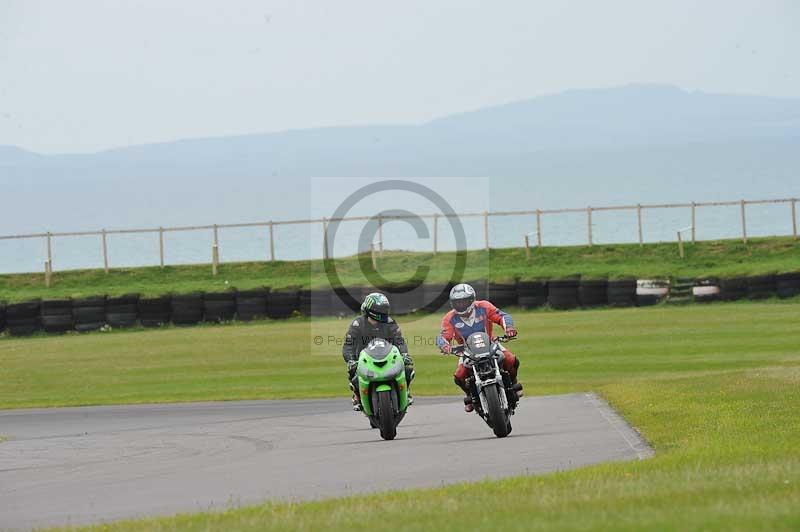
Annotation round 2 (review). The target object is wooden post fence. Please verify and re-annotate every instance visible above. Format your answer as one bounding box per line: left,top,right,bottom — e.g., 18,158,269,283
740,200,748,244
536,209,542,247
269,221,275,262
377,214,384,257
46,232,53,271
101,229,109,273
322,218,329,260
433,213,439,255
792,199,798,240
483,211,490,251
637,204,643,247
212,225,219,275
587,207,593,246
159,227,165,268
691,202,696,243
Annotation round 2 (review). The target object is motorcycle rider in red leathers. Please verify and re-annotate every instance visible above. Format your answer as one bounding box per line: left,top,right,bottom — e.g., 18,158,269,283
436,283,522,412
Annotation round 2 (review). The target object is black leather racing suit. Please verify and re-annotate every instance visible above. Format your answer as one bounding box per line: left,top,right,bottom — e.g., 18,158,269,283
342,315,415,394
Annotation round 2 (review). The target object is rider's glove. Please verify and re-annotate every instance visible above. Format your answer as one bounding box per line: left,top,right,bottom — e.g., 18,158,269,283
346,359,358,372
440,343,452,355
504,327,518,339
402,353,413,366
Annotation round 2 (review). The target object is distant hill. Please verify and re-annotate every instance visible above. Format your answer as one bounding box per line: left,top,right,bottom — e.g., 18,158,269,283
1,84,798,238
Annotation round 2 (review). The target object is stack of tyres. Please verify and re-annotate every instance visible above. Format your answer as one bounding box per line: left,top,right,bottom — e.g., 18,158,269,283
267,289,299,319
636,280,669,306
607,279,637,307
465,280,488,300
693,279,720,303
0,301,6,334
236,288,268,321
41,299,74,333
72,296,106,332
139,296,171,327
548,279,579,310
6,300,41,336
746,275,776,300
578,279,607,308
171,293,204,325
107,294,140,328
668,278,694,304
330,287,361,317
776,272,800,299
422,283,452,313
203,291,237,323
381,282,425,315
719,277,747,301
300,289,334,317
487,282,518,308
517,281,547,309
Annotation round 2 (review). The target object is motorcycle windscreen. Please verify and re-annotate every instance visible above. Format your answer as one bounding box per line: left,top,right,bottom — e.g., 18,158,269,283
361,338,395,361
465,332,492,357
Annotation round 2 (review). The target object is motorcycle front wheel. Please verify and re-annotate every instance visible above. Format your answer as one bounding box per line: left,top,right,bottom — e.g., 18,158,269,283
484,385,510,438
376,390,397,440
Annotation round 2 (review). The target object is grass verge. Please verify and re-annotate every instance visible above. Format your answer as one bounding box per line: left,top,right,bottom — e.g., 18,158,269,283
1,236,799,302
4,301,794,530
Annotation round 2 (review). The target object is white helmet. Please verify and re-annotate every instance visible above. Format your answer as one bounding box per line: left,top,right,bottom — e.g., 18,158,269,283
449,283,476,317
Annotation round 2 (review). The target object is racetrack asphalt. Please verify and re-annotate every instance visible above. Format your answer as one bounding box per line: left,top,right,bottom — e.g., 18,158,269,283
0,393,652,530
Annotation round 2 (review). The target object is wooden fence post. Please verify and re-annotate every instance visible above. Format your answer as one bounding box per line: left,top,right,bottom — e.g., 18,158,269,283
587,207,593,246
792,199,798,240
524,234,531,260
483,211,490,251
46,232,53,270
44,260,52,287
536,209,542,247
677,230,685,259
269,221,275,262
740,200,748,244
212,224,219,275
159,227,165,268
691,202,696,243
637,204,644,247
433,214,439,255
377,214,384,257
322,218,329,260
101,229,109,273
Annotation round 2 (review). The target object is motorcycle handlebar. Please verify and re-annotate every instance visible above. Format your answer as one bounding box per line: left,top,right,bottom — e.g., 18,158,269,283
447,335,516,356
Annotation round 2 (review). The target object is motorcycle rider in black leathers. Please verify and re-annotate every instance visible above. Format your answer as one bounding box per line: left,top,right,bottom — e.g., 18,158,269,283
342,292,414,411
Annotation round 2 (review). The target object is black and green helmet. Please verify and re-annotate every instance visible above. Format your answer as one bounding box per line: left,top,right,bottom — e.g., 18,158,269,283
361,292,391,323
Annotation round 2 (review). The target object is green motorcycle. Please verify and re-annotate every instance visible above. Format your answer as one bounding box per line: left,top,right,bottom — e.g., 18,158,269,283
356,338,410,440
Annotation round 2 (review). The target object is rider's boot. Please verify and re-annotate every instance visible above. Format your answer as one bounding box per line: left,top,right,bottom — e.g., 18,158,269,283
349,382,362,412
463,396,474,413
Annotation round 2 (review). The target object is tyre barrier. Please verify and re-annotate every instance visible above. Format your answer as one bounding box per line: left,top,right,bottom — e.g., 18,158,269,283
41,299,74,334
2,272,798,339
7,300,42,336
777,273,800,299
267,289,299,319
517,281,547,309
607,279,637,307
171,293,204,325
422,283,453,313
487,282,518,308
465,280,488,300
636,280,669,307
668,278,694,304
300,289,333,317
746,275,776,300
719,277,747,301
203,291,237,323
236,288,268,321
139,296,171,328
578,279,608,308
73,296,107,332
693,279,720,303
107,294,140,328
548,279,579,309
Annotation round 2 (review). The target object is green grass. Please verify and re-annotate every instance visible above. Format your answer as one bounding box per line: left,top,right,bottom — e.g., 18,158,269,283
2,236,799,302
7,301,796,531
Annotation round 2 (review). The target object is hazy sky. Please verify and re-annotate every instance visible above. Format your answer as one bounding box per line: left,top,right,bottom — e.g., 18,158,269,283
1,0,797,154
